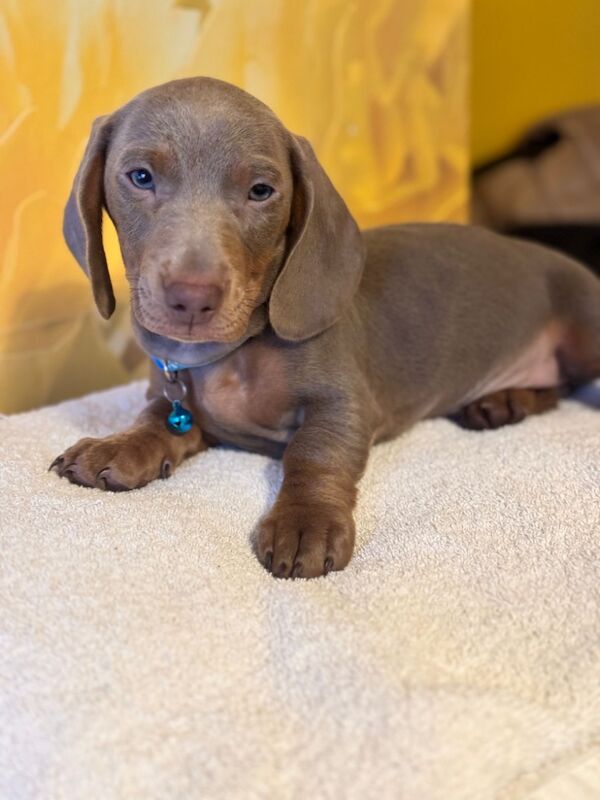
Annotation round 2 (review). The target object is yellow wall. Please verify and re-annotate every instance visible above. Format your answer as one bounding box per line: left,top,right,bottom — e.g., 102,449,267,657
472,0,600,165
0,0,468,413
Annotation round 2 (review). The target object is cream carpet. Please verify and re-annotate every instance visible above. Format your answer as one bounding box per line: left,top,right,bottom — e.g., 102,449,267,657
1,380,599,800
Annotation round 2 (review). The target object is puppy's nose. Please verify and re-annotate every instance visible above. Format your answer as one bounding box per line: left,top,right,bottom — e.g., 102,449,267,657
164,282,223,316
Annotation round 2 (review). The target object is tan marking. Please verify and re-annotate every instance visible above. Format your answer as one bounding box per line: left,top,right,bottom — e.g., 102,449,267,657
461,322,565,407
191,339,297,443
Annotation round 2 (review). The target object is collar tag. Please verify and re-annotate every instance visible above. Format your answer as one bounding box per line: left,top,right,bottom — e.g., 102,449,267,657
150,356,195,436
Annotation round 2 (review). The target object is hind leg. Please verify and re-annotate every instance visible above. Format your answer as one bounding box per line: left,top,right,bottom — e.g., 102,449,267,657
453,387,561,431
454,259,599,431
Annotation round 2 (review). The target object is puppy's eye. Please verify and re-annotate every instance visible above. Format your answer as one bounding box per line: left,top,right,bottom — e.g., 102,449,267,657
128,169,154,190
248,183,274,201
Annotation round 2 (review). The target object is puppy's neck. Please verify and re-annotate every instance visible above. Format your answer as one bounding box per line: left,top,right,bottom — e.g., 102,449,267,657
132,304,268,369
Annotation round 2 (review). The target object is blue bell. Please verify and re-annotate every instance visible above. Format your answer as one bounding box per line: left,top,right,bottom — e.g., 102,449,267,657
166,400,194,435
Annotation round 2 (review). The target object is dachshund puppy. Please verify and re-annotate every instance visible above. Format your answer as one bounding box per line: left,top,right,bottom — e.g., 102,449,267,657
52,78,600,578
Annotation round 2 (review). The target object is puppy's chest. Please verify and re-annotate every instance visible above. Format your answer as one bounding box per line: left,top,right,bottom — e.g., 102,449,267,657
189,344,298,444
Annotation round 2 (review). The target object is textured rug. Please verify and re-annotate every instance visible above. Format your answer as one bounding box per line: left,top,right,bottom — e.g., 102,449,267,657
1,380,599,799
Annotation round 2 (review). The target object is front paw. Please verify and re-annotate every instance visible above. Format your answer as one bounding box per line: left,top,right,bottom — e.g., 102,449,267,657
257,500,355,579
49,429,182,491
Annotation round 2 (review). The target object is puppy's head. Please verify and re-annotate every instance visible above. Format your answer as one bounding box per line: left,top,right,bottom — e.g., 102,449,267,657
64,77,364,346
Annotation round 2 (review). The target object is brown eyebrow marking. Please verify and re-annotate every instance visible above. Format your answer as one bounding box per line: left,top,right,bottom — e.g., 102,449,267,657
118,146,173,170
240,159,283,183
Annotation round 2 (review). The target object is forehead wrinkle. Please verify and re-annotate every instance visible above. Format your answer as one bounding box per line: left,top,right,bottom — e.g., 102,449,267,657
128,97,285,151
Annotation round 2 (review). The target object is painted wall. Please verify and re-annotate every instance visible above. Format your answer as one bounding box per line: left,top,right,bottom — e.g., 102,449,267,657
472,0,600,165
0,0,468,413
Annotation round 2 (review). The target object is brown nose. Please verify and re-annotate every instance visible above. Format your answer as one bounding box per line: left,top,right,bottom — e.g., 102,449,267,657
164,282,223,316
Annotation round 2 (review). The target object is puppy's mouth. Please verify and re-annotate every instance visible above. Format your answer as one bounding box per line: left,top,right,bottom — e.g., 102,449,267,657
130,302,269,368
130,285,252,344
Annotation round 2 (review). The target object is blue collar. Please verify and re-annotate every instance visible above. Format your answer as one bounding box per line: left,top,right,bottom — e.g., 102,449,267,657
150,356,190,373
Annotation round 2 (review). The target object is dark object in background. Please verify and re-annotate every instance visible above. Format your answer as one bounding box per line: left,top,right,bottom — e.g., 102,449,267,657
506,224,600,275
472,106,600,276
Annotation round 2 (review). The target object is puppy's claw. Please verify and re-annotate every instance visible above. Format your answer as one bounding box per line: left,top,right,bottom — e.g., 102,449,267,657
95,468,110,491
291,562,303,579
48,456,64,472
324,556,334,575
275,561,288,578
59,461,76,478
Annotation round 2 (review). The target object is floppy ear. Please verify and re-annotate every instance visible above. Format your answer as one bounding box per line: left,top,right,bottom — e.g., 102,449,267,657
63,115,115,320
269,135,365,341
